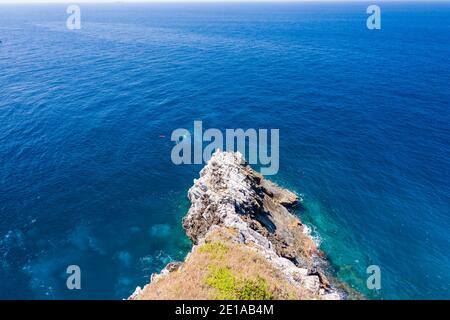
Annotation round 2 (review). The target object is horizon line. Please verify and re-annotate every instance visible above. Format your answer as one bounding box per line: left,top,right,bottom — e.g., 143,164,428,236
2,0,450,4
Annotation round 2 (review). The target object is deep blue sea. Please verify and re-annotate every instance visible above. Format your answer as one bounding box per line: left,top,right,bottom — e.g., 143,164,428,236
0,2,449,299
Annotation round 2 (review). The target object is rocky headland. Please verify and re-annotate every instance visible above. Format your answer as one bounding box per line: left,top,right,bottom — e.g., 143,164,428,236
130,151,355,300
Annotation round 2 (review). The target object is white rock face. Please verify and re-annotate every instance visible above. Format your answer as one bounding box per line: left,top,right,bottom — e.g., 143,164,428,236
128,286,142,300
180,150,344,299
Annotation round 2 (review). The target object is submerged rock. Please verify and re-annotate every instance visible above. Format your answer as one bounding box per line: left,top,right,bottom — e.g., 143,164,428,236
130,151,354,300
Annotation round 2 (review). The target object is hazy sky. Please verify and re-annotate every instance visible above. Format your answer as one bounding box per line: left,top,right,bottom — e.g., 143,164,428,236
0,0,353,3
0,0,429,3
0,0,442,3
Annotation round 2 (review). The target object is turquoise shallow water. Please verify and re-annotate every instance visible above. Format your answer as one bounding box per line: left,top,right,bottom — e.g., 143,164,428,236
0,3,449,299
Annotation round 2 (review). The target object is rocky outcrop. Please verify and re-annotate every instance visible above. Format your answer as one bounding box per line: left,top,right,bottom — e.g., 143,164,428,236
131,151,352,300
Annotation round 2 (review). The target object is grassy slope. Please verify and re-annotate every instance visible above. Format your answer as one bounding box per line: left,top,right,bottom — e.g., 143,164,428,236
136,227,318,300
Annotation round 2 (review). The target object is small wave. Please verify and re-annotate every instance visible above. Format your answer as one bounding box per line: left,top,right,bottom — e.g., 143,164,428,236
302,223,322,247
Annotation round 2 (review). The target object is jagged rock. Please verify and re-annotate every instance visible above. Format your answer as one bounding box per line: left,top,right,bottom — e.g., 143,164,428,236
128,286,143,300
131,151,349,300
302,275,321,294
164,261,183,273
182,151,321,267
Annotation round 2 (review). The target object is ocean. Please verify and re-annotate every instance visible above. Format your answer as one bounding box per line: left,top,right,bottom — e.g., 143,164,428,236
0,2,449,299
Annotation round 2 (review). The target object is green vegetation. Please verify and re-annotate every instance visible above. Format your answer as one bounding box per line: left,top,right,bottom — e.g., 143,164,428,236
198,242,229,259
206,265,273,300
135,229,308,299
